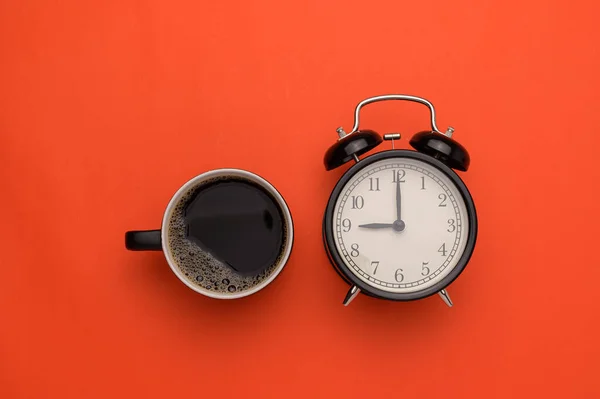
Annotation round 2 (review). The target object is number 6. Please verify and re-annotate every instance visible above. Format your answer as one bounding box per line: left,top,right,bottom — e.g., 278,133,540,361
394,269,404,282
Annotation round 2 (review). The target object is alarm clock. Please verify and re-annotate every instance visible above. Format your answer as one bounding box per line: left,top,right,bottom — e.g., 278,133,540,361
322,94,478,307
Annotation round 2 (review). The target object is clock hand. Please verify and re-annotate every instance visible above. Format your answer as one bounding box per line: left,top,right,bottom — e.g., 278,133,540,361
396,177,402,222
358,223,395,229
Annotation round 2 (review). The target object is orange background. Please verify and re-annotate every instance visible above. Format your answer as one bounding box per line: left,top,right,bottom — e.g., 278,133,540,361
1,0,599,397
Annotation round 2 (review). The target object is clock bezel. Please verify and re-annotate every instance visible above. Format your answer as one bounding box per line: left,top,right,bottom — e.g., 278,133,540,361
322,149,478,302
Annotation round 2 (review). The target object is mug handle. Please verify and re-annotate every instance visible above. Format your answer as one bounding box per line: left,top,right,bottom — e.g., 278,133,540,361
125,230,162,251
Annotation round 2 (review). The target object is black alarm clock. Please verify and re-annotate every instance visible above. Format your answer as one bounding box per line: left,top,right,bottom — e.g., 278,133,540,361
322,94,478,307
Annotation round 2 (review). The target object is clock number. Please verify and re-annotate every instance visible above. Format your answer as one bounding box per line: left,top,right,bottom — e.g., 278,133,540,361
421,261,430,276
351,195,364,209
342,218,352,232
392,169,406,183
438,243,447,256
447,218,456,232
350,243,359,257
394,268,404,282
371,261,380,274
421,176,426,190
369,177,380,191
438,193,447,207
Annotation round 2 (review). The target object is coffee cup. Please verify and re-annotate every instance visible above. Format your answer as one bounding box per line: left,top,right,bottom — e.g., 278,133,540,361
125,168,294,299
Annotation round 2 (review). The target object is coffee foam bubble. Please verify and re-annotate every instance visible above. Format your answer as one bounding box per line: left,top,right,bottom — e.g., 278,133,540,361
166,175,288,294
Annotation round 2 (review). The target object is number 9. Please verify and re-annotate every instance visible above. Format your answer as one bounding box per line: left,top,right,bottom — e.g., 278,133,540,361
342,218,351,232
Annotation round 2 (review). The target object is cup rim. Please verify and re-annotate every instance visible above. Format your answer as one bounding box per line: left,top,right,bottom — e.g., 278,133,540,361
160,168,294,299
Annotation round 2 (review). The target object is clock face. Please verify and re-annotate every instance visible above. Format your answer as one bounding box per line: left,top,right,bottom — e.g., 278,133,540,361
331,155,470,294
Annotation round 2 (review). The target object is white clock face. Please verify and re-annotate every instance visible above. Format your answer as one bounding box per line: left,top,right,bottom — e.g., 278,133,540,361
332,156,470,293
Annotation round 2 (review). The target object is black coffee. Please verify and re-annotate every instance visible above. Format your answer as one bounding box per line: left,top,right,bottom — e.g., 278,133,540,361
167,175,288,294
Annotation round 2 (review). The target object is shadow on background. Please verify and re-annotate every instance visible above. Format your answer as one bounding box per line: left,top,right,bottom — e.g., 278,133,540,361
124,248,293,326
123,234,470,355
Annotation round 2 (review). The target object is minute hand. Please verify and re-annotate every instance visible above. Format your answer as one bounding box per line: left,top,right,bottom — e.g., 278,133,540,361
396,178,402,221
358,223,395,229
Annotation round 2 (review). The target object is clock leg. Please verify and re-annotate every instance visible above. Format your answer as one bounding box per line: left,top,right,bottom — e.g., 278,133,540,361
438,289,453,307
343,285,361,306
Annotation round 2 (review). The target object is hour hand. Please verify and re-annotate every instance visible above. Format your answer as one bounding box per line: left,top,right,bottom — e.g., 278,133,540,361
358,223,395,229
